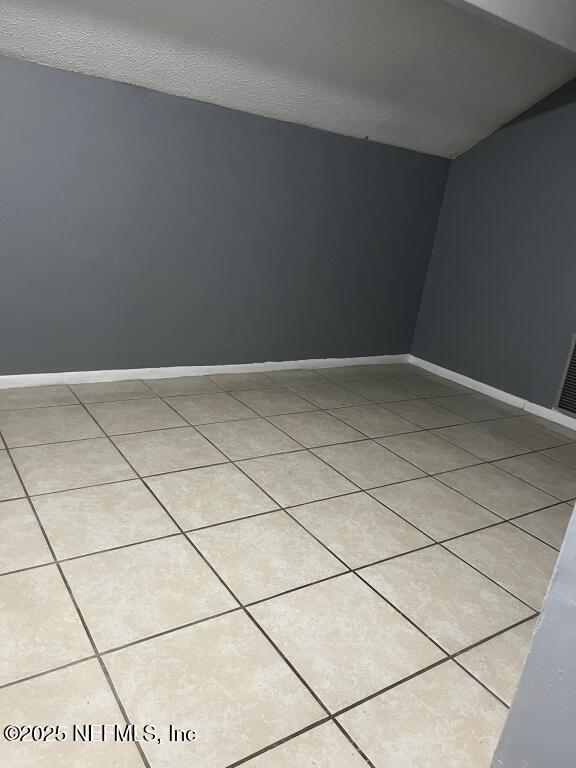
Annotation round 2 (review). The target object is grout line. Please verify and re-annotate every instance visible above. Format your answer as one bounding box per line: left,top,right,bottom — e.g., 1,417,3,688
223,717,332,768
0,655,97,691
331,657,451,718
0,436,151,768
219,403,557,612
451,657,509,708
1,452,567,585
484,459,568,500
429,473,565,551
77,394,375,767
99,607,242,657
330,719,378,768
0,369,568,762
1,411,568,580
451,612,539,660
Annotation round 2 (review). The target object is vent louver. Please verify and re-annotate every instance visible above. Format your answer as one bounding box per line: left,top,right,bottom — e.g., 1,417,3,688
557,334,576,416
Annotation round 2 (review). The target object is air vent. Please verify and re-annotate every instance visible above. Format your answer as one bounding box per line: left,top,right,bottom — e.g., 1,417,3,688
557,334,576,416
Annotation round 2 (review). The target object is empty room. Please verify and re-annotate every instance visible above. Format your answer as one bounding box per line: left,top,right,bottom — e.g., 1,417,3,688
1,1,575,766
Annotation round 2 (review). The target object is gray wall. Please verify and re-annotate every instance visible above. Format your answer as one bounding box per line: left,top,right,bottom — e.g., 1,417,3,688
413,78,576,408
0,55,448,375
492,504,576,768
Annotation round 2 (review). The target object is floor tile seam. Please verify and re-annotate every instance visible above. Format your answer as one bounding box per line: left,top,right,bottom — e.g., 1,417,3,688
1,398,549,711
92,395,378,765
3,400,573,475
3,428,561,602
0,436,152,767
484,459,569,502
0,493,560,585
429,474,565,551
92,396,463,768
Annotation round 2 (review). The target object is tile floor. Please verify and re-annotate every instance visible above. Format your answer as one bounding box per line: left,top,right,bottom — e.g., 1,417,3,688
0,363,574,768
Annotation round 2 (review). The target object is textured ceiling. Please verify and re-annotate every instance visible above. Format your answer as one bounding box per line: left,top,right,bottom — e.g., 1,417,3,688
1,0,575,157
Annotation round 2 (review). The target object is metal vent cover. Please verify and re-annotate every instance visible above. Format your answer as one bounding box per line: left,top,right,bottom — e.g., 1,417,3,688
557,334,576,416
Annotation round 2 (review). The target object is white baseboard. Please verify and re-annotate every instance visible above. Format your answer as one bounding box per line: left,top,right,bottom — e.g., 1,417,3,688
409,355,576,433
4,352,575,435
408,356,527,408
0,354,410,389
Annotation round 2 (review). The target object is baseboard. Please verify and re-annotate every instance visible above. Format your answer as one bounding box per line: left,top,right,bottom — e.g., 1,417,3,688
5,352,575,434
0,354,410,389
409,355,576,433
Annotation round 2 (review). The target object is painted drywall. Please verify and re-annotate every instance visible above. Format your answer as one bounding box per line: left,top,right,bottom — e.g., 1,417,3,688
0,55,449,376
2,0,575,157
412,78,576,408
446,0,576,54
492,504,576,768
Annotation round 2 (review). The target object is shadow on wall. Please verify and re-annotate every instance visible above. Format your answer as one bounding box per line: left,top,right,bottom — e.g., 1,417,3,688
503,76,576,127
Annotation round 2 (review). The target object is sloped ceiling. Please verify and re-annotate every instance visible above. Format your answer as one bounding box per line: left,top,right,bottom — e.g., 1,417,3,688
1,0,575,157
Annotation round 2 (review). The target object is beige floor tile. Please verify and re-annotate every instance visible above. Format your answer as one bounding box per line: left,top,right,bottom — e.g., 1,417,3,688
364,363,418,378
398,379,459,398
198,418,301,460
250,574,444,711
339,662,507,768
378,431,482,474
0,385,77,411
242,722,367,767
474,394,524,413
112,427,226,476
166,392,255,424
0,498,52,574
0,659,143,768
105,612,324,768
145,376,221,396
0,451,24,501
429,394,514,421
495,453,576,500
238,451,355,507
458,618,537,705
290,493,432,568
87,398,186,436
385,399,467,429
526,415,576,441
233,387,317,416
287,383,369,409
484,417,568,450
209,372,276,390
266,369,326,386
371,477,499,539
190,512,344,603
33,479,176,559
0,565,92,685
433,423,527,461
146,463,277,529
0,405,102,448
383,373,430,389
313,441,424,490
63,536,235,650
542,442,576,468
362,546,531,653
424,374,474,395
268,411,363,448
438,464,557,518
313,365,383,382
355,364,416,379
12,438,135,495
343,379,415,403
328,405,420,438
445,523,558,609
513,503,573,549
71,380,154,403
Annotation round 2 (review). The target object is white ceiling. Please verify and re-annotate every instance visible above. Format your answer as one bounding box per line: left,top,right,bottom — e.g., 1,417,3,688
1,0,575,157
